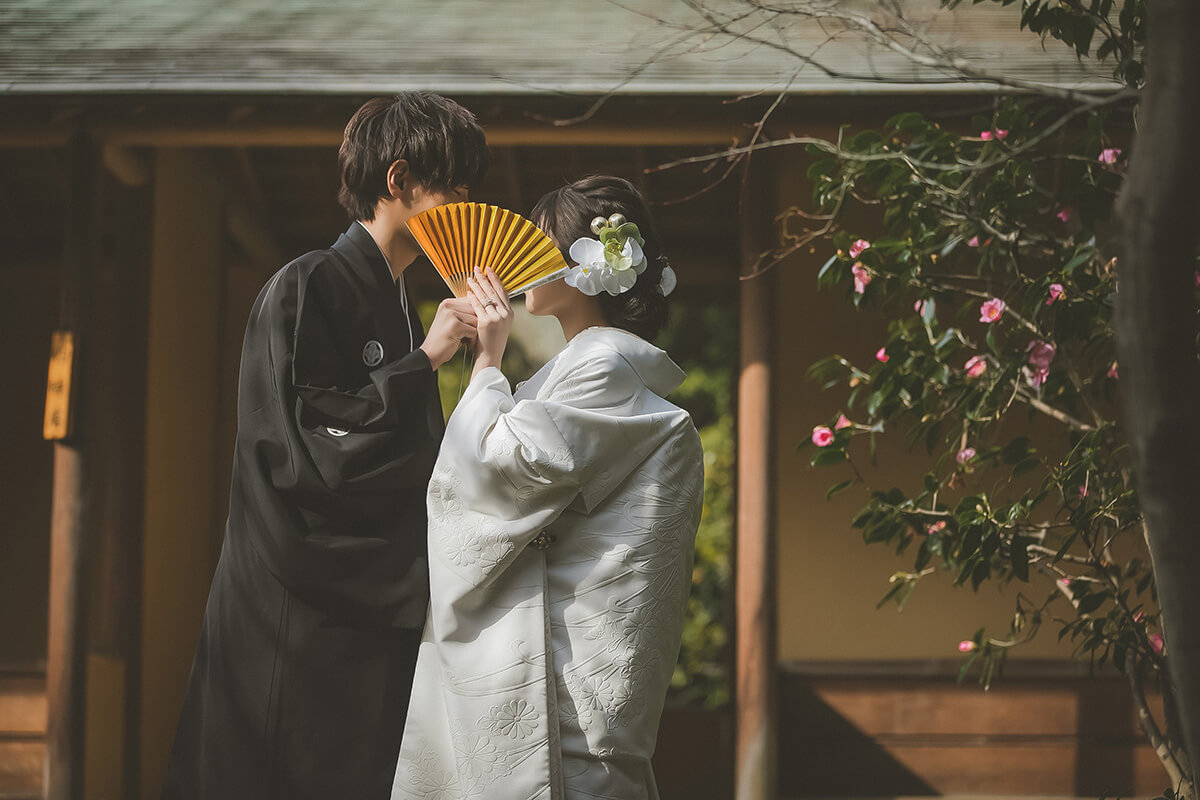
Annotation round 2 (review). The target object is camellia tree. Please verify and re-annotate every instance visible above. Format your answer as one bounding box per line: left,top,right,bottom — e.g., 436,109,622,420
617,0,1195,790
761,2,1196,794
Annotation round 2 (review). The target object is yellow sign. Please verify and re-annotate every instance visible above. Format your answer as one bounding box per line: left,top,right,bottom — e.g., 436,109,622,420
44,331,75,440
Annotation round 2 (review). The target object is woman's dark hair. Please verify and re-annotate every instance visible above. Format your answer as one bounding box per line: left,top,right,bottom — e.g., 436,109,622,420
338,92,489,221
531,175,671,341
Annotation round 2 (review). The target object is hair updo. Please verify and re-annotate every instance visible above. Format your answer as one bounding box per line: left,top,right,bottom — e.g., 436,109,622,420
531,175,671,341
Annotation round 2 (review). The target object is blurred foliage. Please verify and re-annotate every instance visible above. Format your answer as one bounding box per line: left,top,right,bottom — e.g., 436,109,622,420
659,300,736,710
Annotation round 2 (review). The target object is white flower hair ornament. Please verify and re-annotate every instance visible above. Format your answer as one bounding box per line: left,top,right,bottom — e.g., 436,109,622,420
565,214,677,297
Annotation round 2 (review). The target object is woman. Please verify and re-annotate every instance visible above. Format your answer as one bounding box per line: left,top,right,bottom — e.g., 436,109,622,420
392,176,704,800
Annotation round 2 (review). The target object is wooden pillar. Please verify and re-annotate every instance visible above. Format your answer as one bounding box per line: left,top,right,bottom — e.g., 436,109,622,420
81,154,153,800
139,149,226,800
735,161,778,800
45,132,99,800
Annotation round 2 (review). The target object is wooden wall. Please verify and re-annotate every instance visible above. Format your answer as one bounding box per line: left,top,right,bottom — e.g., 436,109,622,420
0,254,57,666
778,663,1170,797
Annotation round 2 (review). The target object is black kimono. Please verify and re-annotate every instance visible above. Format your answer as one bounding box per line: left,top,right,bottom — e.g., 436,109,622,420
162,223,444,800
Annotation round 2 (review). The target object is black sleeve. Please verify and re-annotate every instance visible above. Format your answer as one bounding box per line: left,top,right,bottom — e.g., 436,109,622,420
236,262,438,627
287,264,439,494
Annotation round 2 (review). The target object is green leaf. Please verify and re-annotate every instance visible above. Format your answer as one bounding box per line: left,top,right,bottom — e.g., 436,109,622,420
986,326,999,355
915,538,933,571
1002,437,1032,464
1062,249,1094,274
1009,535,1030,582
876,582,905,609
817,254,839,282
826,480,855,501
807,158,837,180
1011,457,1041,477
1076,593,1106,614
971,560,991,589
811,448,846,467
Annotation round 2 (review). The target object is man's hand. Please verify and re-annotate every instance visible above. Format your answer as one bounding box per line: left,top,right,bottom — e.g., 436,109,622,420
420,298,477,370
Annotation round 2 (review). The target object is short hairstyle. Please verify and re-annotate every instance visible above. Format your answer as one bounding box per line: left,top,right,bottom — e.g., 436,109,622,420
532,175,671,341
338,92,489,221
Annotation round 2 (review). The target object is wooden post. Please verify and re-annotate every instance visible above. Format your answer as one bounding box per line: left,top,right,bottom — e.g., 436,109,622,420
735,161,778,800
45,132,98,800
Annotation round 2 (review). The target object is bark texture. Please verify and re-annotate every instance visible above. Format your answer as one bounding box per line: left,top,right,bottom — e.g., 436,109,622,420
1114,0,1200,793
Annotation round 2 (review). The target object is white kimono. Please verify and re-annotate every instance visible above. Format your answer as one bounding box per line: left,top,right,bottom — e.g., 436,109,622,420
392,327,704,800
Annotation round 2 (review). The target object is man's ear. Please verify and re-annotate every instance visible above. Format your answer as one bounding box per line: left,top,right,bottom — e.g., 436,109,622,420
385,159,410,199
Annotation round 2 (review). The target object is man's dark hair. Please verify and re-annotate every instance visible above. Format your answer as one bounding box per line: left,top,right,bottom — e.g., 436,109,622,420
338,92,489,221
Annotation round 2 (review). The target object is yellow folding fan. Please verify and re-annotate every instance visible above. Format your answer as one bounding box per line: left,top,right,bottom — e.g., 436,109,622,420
407,202,569,298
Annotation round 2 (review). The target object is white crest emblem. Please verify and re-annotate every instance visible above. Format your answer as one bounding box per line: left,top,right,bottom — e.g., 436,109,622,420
362,340,384,367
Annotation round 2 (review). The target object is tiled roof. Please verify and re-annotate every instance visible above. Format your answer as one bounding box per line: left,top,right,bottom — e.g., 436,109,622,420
0,0,1119,96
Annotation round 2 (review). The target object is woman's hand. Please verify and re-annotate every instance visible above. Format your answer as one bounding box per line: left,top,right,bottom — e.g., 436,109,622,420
466,267,513,376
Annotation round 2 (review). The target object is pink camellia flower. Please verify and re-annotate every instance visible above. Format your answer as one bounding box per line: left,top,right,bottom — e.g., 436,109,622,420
1098,147,1122,165
1026,366,1050,387
875,346,889,363
994,129,1008,140
980,130,993,141
956,447,977,465
852,262,872,294
1078,486,1089,498
1150,633,1164,655
958,640,977,653
1107,362,1119,379
965,355,988,378
835,414,852,430
848,239,871,259
812,426,834,447
1046,283,1065,305
927,520,947,535
914,299,927,315
979,298,1006,323
967,235,981,248
1028,340,1056,371
1057,207,1073,223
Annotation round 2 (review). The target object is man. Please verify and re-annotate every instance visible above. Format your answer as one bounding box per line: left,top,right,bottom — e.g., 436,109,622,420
162,93,487,800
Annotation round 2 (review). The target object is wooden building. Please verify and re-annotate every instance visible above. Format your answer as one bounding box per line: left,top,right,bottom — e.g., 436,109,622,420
0,1,1165,798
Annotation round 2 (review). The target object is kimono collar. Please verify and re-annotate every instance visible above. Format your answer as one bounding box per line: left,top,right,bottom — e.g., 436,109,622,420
332,221,397,293
570,327,687,397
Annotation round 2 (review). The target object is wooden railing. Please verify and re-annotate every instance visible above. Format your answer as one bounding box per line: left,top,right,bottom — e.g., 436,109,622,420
0,667,45,800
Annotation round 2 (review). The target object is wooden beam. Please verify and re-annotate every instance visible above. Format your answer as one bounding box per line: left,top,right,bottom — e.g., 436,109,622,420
45,133,99,800
101,144,150,188
93,121,747,148
0,124,72,149
735,158,778,800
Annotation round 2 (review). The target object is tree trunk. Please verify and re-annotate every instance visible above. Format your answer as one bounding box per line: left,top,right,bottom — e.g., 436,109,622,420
1114,0,1200,794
